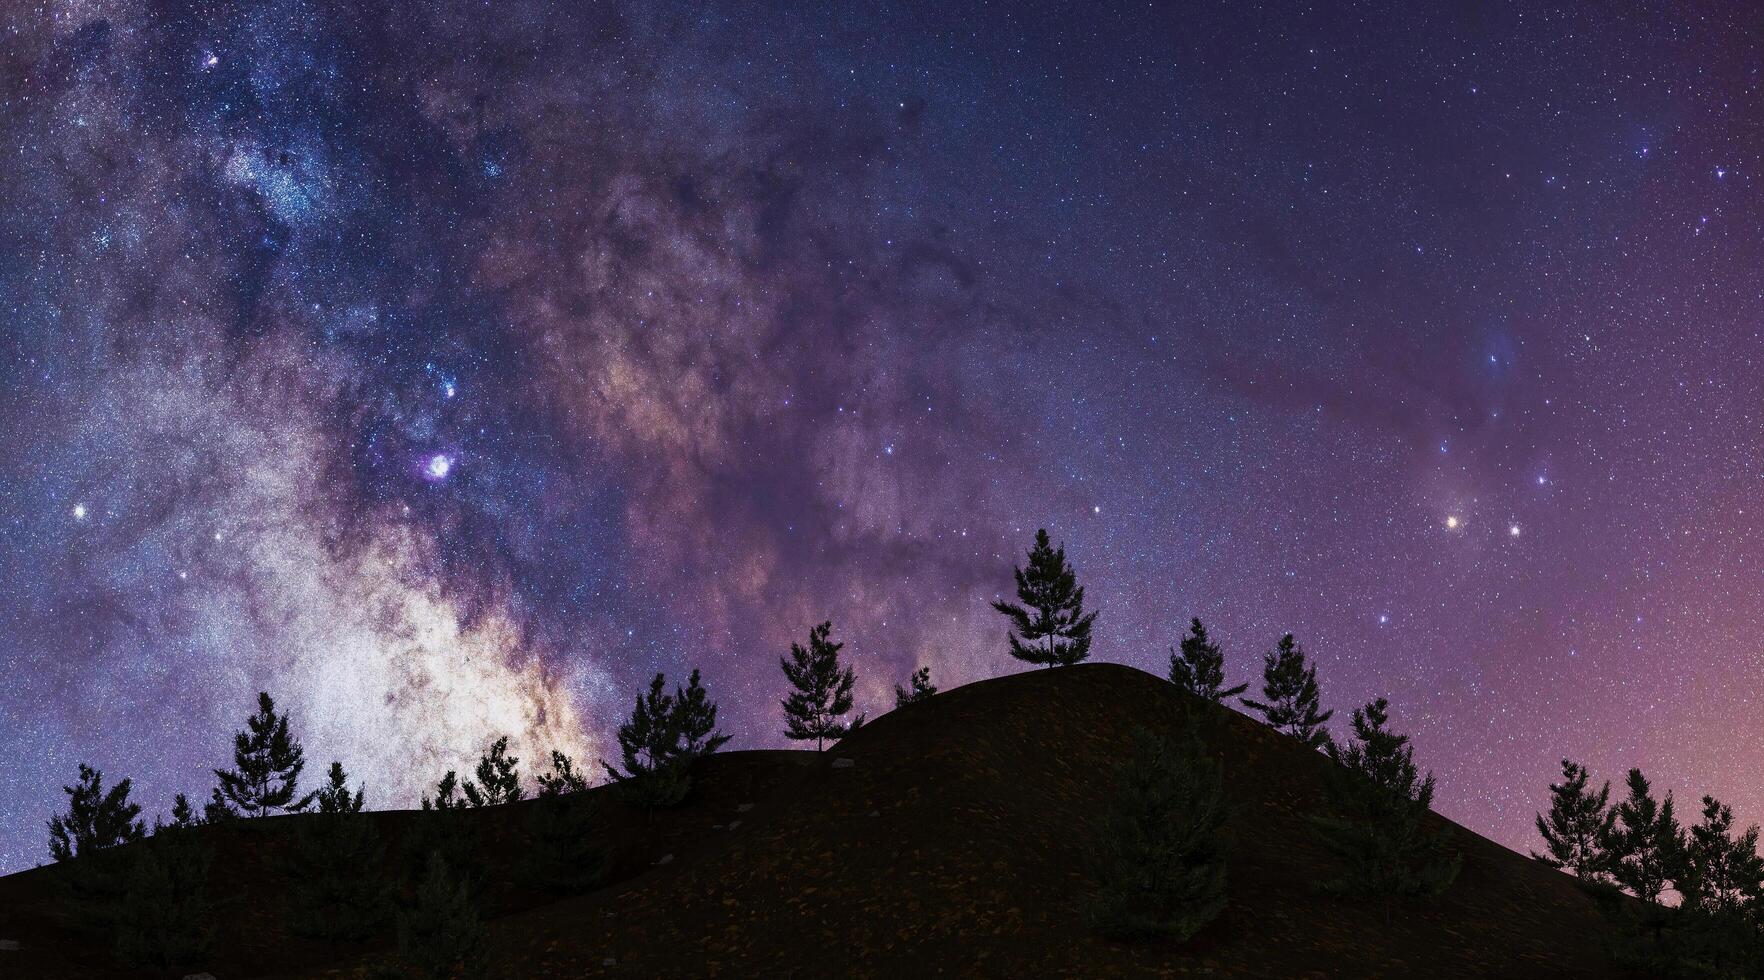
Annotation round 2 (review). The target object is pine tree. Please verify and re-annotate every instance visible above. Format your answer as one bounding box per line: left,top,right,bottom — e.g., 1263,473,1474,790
894,666,938,707
48,764,146,861
674,669,732,759
462,736,523,807
1241,634,1333,749
1679,795,1764,918
1310,698,1459,907
1083,720,1228,941
1168,618,1247,702
780,621,858,751
536,751,590,797
1606,769,1683,904
313,761,365,814
421,770,466,811
286,790,388,943
992,528,1097,667
212,691,315,818
519,792,612,895
110,832,214,970
203,786,238,824
1532,759,1615,881
167,793,199,830
397,852,486,979
603,673,692,808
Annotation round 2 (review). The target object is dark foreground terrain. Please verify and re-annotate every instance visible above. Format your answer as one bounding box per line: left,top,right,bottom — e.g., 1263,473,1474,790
1,663,1625,978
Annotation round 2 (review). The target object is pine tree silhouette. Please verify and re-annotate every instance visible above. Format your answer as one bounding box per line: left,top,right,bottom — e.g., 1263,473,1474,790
1310,697,1459,910
313,761,365,814
1606,768,1683,904
894,666,937,706
1680,794,1764,917
111,831,214,969
421,770,466,811
780,621,858,751
48,763,145,861
212,692,315,818
1532,759,1614,881
166,793,199,831
603,673,691,808
1241,634,1333,749
462,736,523,807
286,779,387,943
519,792,612,895
1083,719,1228,941
1168,618,1247,702
535,751,590,797
992,528,1097,667
397,852,486,978
674,668,732,759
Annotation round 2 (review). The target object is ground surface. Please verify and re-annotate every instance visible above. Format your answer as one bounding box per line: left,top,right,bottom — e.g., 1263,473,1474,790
1,663,1626,978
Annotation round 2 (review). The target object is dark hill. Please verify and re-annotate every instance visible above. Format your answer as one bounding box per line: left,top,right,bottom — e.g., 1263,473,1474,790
1,663,1625,978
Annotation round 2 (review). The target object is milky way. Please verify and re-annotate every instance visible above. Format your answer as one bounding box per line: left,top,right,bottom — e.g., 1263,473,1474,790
3,1,1764,872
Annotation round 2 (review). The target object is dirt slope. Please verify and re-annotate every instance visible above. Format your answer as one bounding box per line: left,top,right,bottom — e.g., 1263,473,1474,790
2,663,1623,978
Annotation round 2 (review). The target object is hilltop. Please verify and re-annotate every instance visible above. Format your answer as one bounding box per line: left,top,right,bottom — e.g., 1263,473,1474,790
0,663,1624,978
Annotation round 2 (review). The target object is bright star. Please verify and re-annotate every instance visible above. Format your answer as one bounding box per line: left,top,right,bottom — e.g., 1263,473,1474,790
425,454,453,480
1509,524,1522,537
71,503,87,520
1445,515,1460,530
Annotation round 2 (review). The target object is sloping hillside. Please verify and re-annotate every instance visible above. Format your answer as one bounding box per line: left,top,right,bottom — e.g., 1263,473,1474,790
2,663,1624,978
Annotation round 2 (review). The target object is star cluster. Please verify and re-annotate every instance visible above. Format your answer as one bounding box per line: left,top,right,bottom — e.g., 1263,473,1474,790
2,1,1762,872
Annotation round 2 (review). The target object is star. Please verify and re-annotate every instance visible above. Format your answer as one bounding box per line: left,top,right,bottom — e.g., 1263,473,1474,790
70,503,87,521
425,453,454,481
1445,515,1461,530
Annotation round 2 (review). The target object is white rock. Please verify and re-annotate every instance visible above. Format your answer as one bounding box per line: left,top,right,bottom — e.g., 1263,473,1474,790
868,810,881,818
602,957,617,967
736,803,754,812
0,940,19,951
831,757,856,769
656,853,674,866
728,820,742,829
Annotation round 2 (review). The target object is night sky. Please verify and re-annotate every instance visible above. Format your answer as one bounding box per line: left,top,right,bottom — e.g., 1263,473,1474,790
3,0,1762,873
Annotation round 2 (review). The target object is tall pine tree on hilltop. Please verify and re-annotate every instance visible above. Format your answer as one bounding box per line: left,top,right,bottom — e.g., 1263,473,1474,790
1310,697,1459,909
780,621,858,751
211,691,315,818
1606,768,1682,905
1168,618,1247,702
1241,633,1332,749
48,763,146,861
992,528,1097,667
1532,759,1615,881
